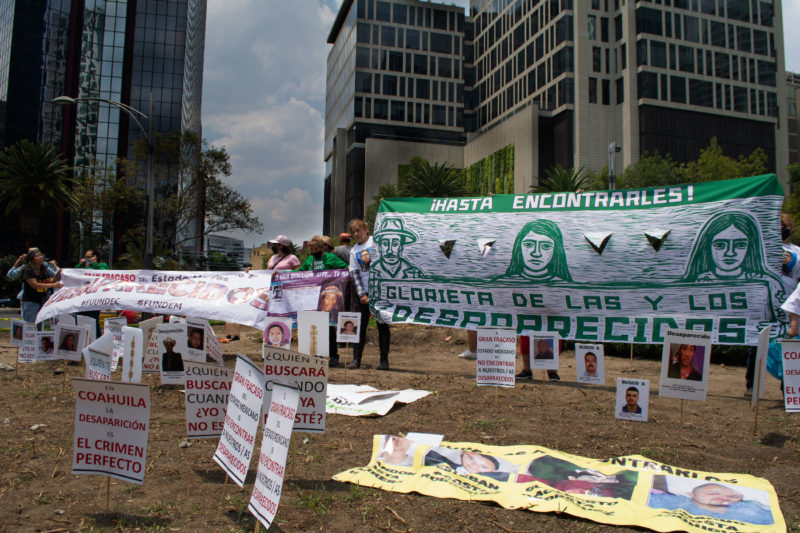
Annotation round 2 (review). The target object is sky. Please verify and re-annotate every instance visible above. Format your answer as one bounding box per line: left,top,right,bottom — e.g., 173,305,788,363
202,0,800,250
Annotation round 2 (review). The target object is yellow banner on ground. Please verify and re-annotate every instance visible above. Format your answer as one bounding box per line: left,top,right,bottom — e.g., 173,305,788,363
333,436,784,533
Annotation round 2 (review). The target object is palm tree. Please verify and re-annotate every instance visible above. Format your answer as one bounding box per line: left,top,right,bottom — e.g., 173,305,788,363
0,139,78,246
532,164,589,193
400,157,466,197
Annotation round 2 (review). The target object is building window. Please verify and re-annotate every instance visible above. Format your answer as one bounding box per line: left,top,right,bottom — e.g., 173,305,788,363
637,39,648,66
602,79,610,105
670,75,686,103
432,104,446,125
374,98,388,119
414,54,427,74
733,86,747,112
406,29,420,49
638,71,658,99
588,15,597,40
589,77,598,103
389,51,403,71
355,72,371,93
383,75,397,95
616,78,624,103
636,7,663,36
593,46,602,72
430,32,452,53
438,57,451,78
376,1,390,22
689,78,713,107
354,96,363,117
416,78,430,99
393,3,407,24
381,26,395,46
391,100,405,121
601,17,609,42
678,45,694,72
715,52,729,78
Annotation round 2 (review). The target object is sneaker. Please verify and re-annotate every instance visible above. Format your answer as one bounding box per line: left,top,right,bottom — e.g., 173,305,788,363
378,360,390,370
458,349,477,360
744,388,753,398
515,369,532,380
547,370,561,382
329,358,339,368
231,335,240,341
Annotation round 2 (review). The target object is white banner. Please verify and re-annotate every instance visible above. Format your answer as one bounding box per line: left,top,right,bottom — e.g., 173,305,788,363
72,379,150,484
184,361,233,439
325,384,430,417
476,328,516,387
262,347,327,432
38,269,273,329
213,354,264,487
249,383,298,529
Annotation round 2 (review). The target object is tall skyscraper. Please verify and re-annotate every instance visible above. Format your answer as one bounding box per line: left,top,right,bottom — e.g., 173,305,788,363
325,0,788,234
0,0,205,260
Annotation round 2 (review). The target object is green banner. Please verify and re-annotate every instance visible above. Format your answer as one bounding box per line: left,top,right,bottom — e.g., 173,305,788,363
370,175,788,345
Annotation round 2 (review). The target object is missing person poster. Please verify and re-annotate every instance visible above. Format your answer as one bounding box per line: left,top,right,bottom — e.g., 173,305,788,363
213,354,265,487
659,329,712,402
71,378,150,484
184,360,233,439
35,331,57,361
263,318,292,349
297,311,329,358
10,319,24,347
249,382,299,530
326,384,430,417
139,316,163,373
575,343,604,385
751,327,771,408
334,436,784,532
616,378,649,422
336,312,361,343
781,339,800,412
56,325,84,361
262,346,327,432
476,327,516,388
120,327,143,383
205,323,223,365
530,335,558,370
77,315,97,345
18,324,37,363
186,317,207,363
156,323,187,385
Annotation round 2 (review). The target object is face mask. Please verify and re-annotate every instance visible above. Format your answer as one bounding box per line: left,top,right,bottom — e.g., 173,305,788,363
271,245,279,254
782,226,791,241
312,251,323,260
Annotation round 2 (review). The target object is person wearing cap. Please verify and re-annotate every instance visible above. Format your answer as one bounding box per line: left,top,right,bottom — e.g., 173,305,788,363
161,336,184,372
266,235,300,270
334,232,352,263
371,217,424,280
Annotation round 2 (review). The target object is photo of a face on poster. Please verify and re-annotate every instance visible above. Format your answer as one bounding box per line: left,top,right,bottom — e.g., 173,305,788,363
318,284,345,323
616,378,649,422
185,317,207,363
35,331,57,361
297,311,329,357
659,328,711,401
55,325,84,361
377,435,418,467
336,312,361,343
531,335,559,370
575,343,604,385
156,323,187,384
10,319,24,347
263,318,292,349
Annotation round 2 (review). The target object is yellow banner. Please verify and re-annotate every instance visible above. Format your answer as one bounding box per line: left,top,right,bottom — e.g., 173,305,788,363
333,436,784,533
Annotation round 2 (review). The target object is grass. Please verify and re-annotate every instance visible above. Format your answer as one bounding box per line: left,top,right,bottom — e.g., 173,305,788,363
640,445,679,463
294,484,333,516
466,417,510,431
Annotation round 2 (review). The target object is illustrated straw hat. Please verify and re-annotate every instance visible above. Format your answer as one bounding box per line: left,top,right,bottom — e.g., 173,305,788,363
374,217,418,244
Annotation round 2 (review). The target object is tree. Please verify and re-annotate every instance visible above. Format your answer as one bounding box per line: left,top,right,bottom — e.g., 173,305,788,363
532,165,589,192
399,157,466,197
611,150,683,190
0,139,78,246
364,183,399,231
681,137,767,183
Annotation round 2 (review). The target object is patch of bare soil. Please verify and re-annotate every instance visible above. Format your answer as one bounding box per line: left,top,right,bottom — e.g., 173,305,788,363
0,324,797,532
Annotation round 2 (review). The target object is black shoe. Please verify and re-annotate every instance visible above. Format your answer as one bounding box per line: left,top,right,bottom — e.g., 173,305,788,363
378,360,390,370
231,335,239,341
329,357,339,368
347,359,361,369
547,370,560,381
515,369,532,380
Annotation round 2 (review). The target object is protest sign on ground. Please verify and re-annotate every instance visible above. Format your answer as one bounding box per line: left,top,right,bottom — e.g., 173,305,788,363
334,436,783,533
213,354,264,487
659,329,712,401
183,360,232,439
297,311,329,358
156,323,187,385
616,378,649,422
575,343,604,384
369,175,788,345
55,325,84,361
476,327,516,387
249,382,299,530
262,346,327,432
781,339,800,412
326,384,430,417
72,379,150,484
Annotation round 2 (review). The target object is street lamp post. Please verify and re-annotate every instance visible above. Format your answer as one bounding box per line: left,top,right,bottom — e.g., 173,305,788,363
54,93,156,269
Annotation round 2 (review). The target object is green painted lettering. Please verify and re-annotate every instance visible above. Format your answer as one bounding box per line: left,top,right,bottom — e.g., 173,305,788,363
547,316,571,337
730,292,748,310
512,293,527,307
605,296,621,310
709,293,726,310
477,292,493,306
633,317,649,343
688,295,706,310
435,309,459,327
414,307,435,324
565,295,581,310
604,317,630,341
516,314,542,334
576,316,599,340
643,295,663,310
461,291,476,304
718,317,746,343
490,313,513,327
685,318,713,331
584,296,602,310
392,305,412,322
529,294,544,308
411,287,423,301
652,317,679,343
459,312,487,328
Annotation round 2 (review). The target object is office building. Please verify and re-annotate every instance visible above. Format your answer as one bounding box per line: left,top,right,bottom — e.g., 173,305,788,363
325,0,788,234
206,234,245,268
788,71,799,165
0,0,206,260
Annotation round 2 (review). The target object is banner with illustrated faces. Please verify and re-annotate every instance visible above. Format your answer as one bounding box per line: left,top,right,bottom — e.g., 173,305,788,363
334,436,784,533
370,174,788,345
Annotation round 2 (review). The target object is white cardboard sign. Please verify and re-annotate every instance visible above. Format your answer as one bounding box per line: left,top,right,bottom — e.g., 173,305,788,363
476,327,516,388
262,346,327,432
184,360,233,439
782,339,800,412
658,328,711,402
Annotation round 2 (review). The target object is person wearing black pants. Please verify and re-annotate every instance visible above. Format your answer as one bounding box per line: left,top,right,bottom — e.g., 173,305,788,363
351,300,390,369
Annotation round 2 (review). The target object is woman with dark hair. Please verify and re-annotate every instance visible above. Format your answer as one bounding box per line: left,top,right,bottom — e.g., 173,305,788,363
667,344,702,381
266,235,300,270
500,220,572,282
59,333,77,352
21,249,62,324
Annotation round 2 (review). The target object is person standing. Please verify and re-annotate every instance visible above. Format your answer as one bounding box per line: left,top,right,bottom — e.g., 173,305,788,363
20,249,62,324
8,248,59,306
334,232,352,264
266,235,300,270
347,219,391,370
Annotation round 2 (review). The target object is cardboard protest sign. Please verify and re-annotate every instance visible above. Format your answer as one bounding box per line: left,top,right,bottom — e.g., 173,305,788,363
156,323,187,385
575,343,604,385
326,384,430,417
56,313,76,326
335,436,784,532
476,327,516,387
249,383,298,529
781,339,800,412
10,319,24,347
336,312,361,343
140,316,162,373
34,331,57,361
40,269,273,328
213,354,264,487
659,329,711,402
77,315,97,346
72,379,150,484
205,323,223,365
104,317,126,371
55,325,84,361
184,360,233,438
530,334,558,370
268,270,350,326
297,311,329,358
262,346,327,432
752,327,771,407
185,317,207,363
263,318,292,349
121,327,143,383
18,323,37,363
369,175,789,345
616,378,649,422
84,333,113,381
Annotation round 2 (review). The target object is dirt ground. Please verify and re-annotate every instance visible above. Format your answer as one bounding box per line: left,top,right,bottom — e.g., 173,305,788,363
0,324,797,533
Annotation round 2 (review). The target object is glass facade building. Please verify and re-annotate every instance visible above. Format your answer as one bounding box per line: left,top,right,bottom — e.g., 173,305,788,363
0,0,206,260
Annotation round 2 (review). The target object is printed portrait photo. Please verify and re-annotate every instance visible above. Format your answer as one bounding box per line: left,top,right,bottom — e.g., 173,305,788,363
263,319,292,349
377,435,418,467
615,378,649,422
531,335,559,370
336,312,361,343
575,343,605,385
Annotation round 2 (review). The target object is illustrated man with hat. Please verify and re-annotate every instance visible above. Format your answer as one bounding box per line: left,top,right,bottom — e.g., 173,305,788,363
371,217,424,280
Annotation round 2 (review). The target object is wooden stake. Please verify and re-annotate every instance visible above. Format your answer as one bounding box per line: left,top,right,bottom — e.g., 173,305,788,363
679,399,684,424
540,372,546,405
255,522,261,533
105,476,111,512
629,343,634,370
752,396,760,435
217,476,229,522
